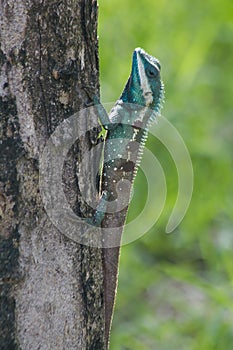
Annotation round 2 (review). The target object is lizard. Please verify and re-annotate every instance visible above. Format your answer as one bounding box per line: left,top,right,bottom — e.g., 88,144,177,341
85,47,164,348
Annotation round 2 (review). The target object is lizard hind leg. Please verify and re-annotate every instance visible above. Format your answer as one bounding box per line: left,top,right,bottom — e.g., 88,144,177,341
86,190,110,228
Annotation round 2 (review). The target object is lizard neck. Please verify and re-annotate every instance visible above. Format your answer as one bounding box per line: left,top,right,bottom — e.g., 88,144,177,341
120,75,143,105
120,78,131,103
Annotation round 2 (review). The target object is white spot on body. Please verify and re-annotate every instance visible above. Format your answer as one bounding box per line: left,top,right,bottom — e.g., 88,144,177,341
132,129,139,141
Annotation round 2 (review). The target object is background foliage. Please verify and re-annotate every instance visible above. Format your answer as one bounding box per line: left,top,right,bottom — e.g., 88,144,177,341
98,0,233,349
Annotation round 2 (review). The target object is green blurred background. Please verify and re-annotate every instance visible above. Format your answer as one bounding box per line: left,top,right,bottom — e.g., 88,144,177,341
98,0,233,349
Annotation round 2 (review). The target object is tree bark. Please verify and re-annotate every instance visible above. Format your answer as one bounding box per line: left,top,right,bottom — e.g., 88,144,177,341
0,1,106,349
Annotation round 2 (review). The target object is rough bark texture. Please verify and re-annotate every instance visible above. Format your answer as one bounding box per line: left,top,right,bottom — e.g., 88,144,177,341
0,1,106,349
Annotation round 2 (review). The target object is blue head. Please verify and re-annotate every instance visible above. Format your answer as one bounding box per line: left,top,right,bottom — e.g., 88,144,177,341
121,48,164,113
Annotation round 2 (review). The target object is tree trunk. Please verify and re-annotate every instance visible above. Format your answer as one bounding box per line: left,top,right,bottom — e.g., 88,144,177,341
0,1,106,349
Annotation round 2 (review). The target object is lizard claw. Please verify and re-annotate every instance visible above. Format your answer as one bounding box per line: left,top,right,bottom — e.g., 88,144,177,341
82,85,100,107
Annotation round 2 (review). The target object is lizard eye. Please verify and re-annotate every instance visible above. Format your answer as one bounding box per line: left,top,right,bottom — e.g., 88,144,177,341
146,66,158,78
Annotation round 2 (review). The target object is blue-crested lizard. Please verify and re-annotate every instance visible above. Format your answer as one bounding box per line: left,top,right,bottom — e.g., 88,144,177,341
85,47,164,348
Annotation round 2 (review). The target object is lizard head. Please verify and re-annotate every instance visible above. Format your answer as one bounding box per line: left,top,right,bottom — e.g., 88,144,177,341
121,47,164,113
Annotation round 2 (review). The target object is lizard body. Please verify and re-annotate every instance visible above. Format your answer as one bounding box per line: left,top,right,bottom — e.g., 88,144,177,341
87,47,164,348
